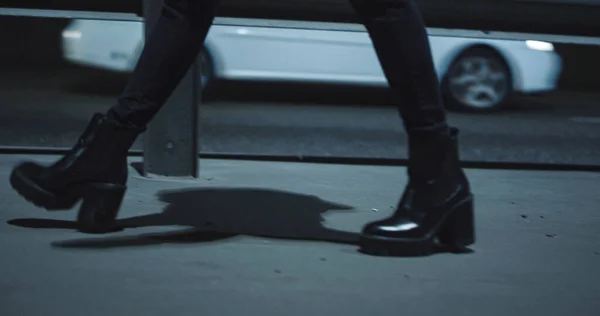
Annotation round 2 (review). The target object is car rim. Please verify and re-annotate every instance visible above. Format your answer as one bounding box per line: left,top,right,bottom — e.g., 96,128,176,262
448,56,509,109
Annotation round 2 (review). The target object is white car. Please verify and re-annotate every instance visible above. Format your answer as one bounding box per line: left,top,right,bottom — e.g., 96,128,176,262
62,19,562,112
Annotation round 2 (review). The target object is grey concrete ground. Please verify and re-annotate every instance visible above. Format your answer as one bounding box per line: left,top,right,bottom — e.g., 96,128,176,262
1,66,600,165
0,154,599,316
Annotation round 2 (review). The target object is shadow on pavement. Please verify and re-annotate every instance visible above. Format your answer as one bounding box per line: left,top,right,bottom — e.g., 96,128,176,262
7,187,470,256
9,187,358,246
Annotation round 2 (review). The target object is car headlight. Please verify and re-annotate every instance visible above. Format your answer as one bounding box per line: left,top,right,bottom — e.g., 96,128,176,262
525,40,554,52
62,30,82,39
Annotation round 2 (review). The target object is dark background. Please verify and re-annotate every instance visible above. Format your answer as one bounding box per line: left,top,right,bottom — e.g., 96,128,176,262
2,0,600,36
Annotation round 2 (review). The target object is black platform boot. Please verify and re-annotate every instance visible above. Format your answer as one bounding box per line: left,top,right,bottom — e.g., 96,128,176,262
359,126,475,256
9,113,144,233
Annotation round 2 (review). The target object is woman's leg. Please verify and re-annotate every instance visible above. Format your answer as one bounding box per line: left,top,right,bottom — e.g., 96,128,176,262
109,0,219,128
349,0,475,256
9,0,219,233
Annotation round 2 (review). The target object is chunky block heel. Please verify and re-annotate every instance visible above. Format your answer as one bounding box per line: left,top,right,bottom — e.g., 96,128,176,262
438,195,475,248
76,183,126,234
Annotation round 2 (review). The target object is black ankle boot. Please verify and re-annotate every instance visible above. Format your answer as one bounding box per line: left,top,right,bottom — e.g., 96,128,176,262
9,113,144,233
359,126,474,256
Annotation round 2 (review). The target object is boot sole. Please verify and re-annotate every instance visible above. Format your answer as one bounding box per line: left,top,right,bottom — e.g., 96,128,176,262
10,163,82,211
10,163,127,234
359,195,475,257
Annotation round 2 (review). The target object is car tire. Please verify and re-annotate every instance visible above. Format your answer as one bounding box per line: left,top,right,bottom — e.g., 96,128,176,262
199,48,215,95
441,47,513,113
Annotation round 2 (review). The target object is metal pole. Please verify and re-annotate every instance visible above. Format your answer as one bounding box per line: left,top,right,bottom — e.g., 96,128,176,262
142,0,200,177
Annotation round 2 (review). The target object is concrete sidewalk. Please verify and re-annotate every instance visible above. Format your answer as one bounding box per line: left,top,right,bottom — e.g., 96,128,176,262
0,154,599,316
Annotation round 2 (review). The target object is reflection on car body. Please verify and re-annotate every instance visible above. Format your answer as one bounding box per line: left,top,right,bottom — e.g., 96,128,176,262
62,19,562,112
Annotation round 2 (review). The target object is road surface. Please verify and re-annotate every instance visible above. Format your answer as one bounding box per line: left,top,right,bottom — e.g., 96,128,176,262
1,66,599,165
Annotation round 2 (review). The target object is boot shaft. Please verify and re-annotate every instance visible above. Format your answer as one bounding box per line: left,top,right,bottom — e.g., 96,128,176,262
407,125,455,176
41,114,145,190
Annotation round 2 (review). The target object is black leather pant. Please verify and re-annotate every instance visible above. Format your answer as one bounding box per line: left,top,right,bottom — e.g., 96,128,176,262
110,0,447,131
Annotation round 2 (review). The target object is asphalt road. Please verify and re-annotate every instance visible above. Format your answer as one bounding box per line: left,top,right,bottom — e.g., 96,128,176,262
1,66,600,165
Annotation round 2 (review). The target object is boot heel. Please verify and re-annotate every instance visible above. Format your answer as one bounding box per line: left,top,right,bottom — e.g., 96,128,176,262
438,196,475,248
76,183,126,234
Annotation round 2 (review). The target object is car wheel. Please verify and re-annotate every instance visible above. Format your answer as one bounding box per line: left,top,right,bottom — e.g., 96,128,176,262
199,48,214,93
442,47,512,113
